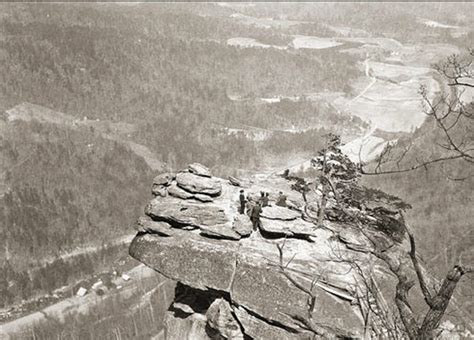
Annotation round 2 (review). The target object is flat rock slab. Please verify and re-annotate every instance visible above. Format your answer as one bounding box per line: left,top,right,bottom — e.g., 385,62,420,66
231,251,362,336
176,172,222,197
129,232,364,336
261,206,301,221
130,232,238,292
200,225,241,240
194,194,214,203
168,183,194,199
188,163,212,178
260,217,317,238
168,183,214,202
146,197,229,228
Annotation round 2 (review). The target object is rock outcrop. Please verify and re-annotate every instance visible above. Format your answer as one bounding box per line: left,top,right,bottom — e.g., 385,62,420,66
129,161,431,339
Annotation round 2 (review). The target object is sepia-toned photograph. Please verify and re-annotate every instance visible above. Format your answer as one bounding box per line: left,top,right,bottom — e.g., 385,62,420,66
0,2,473,339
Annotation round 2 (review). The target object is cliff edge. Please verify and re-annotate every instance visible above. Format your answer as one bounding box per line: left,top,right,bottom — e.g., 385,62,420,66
129,157,416,339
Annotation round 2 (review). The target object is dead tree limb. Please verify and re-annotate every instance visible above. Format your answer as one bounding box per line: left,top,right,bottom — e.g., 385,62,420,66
360,51,474,176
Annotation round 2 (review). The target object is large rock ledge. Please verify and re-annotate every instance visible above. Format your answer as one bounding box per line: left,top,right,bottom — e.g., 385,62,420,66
130,231,367,339
129,162,415,339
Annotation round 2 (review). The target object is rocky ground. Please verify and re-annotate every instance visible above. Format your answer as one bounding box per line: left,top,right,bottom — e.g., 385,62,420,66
129,157,471,339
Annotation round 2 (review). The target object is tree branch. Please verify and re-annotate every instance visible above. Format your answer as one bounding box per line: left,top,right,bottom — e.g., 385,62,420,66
404,222,435,307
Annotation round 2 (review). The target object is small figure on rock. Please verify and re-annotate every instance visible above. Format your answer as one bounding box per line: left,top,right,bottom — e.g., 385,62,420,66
250,201,262,231
276,191,287,207
262,192,270,207
282,169,290,179
239,189,246,214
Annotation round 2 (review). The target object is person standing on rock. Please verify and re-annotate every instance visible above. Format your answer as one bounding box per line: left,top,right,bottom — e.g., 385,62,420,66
262,192,270,207
276,191,287,207
259,191,265,204
250,201,262,231
239,189,246,214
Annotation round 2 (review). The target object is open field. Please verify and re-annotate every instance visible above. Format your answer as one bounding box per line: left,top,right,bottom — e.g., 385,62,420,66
222,28,449,159
334,60,440,133
229,12,304,29
291,35,343,49
227,37,285,49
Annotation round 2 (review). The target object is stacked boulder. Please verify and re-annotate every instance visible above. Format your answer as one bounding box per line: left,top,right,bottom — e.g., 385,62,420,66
130,162,418,339
130,157,472,339
142,163,252,240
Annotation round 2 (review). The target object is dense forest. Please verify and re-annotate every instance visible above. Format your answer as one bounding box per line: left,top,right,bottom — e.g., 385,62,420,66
0,120,152,263
0,2,366,168
0,4,360,120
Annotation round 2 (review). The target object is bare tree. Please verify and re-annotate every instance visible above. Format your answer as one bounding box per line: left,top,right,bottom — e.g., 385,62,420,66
360,50,474,177
277,52,473,339
273,238,357,339
322,162,473,339
349,51,474,336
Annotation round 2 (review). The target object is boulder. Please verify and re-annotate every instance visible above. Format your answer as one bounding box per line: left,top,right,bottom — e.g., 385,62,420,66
228,176,241,186
188,163,212,178
261,206,301,221
153,172,175,186
194,194,213,203
135,216,174,236
152,185,168,197
232,215,253,237
130,232,238,292
206,299,244,340
130,163,429,339
168,183,214,203
164,311,209,340
200,225,241,240
259,218,317,238
338,227,373,252
259,218,292,237
233,306,313,340
145,197,229,228
130,232,365,336
176,172,222,197
168,183,194,200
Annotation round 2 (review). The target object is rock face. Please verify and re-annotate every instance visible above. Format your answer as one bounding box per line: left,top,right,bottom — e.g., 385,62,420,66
188,162,212,178
206,298,244,339
130,162,426,339
176,172,222,197
261,206,301,220
145,197,229,229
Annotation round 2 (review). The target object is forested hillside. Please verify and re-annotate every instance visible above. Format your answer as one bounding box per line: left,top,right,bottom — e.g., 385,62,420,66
0,3,366,308
0,120,152,262
0,4,359,122
0,3,365,168
362,116,474,315
1,2,472,324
